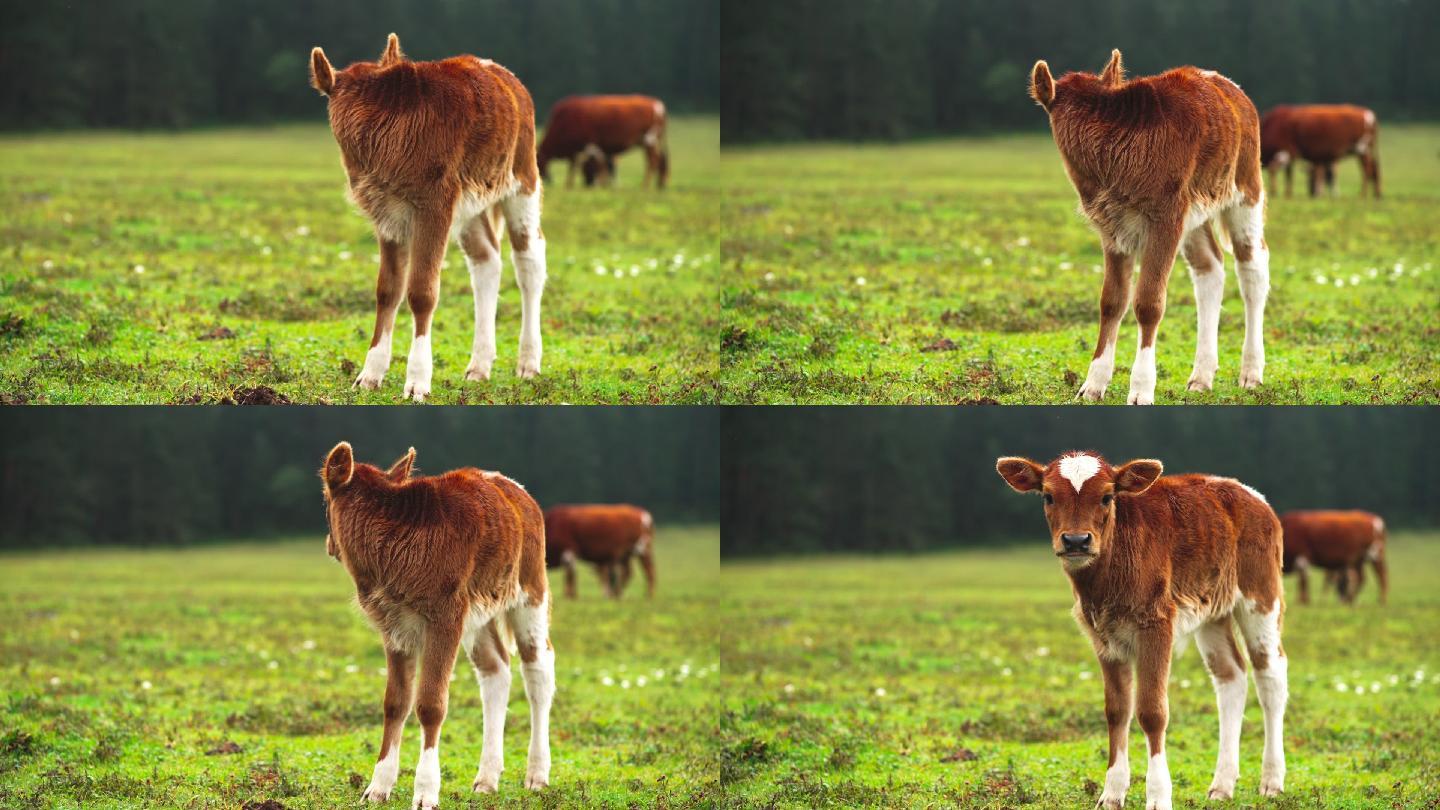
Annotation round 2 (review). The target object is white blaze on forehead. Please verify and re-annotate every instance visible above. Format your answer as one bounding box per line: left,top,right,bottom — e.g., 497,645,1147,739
1057,454,1102,493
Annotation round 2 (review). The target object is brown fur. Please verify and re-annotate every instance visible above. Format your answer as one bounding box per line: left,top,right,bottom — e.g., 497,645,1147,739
1261,104,1380,198
537,95,669,189
1281,509,1388,605
544,504,656,599
997,452,1285,802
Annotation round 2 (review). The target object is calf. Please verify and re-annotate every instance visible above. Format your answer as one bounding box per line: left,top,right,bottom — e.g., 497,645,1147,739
1281,510,1388,605
997,452,1286,808
310,34,548,402
1261,105,1380,198
322,443,554,807
537,95,669,189
1031,50,1270,404
543,504,656,599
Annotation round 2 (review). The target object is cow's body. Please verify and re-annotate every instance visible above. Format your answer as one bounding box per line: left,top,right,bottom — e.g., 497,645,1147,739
544,504,656,598
537,95,669,189
997,452,1287,809
311,35,548,401
1281,510,1388,604
323,444,554,807
1030,50,1270,404
1261,105,1380,198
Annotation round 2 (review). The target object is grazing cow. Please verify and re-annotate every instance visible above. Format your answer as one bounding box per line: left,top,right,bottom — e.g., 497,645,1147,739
996,452,1287,808
1280,510,1388,605
537,95,669,189
543,504,656,599
1030,50,1270,404
310,34,548,402
322,443,554,806
1261,105,1380,198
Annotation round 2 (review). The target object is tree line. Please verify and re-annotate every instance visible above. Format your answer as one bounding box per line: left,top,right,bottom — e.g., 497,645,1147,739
0,0,718,130
722,407,1439,556
0,407,719,548
723,0,1440,142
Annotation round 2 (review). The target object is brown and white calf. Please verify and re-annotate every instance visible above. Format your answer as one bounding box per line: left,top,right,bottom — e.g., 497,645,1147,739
1261,105,1380,198
1281,509,1388,605
322,443,553,808
1031,50,1270,404
996,452,1287,809
543,503,656,599
310,35,547,402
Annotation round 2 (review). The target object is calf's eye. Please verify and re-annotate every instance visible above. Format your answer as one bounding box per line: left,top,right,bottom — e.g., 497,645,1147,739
1101,494,1113,507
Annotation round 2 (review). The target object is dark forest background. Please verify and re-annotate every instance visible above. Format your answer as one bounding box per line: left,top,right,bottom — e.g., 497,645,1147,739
0,407,719,548
723,407,1439,556
723,0,1440,142
0,0,719,130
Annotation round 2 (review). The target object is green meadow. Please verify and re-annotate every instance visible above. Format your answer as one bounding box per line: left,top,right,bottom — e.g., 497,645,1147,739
0,527,719,808
719,533,1440,808
719,124,1440,404
0,117,718,404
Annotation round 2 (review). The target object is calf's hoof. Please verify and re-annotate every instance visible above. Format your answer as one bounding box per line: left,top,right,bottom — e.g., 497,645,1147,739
1095,797,1124,810
516,359,541,379
464,364,492,382
1127,390,1155,405
1186,375,1214,392
472,775,500,794
1076,383,1107,402
524,771,550,790
1259,775,1284,796
1207,786,1234,800
402,380,430,403
354,371,385,391
1239,370,1263,389
411,799,437,810
362,787,391,803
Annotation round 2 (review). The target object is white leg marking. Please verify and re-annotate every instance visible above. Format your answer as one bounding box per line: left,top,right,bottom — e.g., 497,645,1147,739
473,665,511,792
1145,750,1172,810
364,744,401,802
1080,338,1116,401
509,595,554,789
1127,339,1157,405
357,328,393,390
464,238,503,383
1238,601,1287,796
412,745,440,810
501,190,546,379
1195,623,1246,799
1224,201,1268,389
403,332,432,402
1098,745,1129,809
1185,242,1225,392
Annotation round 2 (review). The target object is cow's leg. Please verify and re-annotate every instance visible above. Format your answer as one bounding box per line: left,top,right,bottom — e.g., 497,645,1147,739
1283,160,1293,198
565,158,577,189
1096,657,1133,810
1181,225,1225,392
562,549,578,599
1136,626,1174,810
637,543,657,598
615,556,635,595
364,646,417,802
607,563,624,599
1078,244,1134,401
1195,620,1248,800
509,594,555,790
412,613,463,810
501,189,546,379
403,208,455,402
460,208,504,382
356,236,410,390
1371,546,1389,605
1295,557,1311,605
1237,597,1287,796
1325,163,1337,197
1222,200,1268,389
1128,220,1184,405
1307,164,1319,197
465,618,511,793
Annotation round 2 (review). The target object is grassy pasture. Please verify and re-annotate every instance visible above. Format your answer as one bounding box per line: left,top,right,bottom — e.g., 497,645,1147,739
718,124,1440,404
0,526,719,808
719,533,1440,808
0,117,718,404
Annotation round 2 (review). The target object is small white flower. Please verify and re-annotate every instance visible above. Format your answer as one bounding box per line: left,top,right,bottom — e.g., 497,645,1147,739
377,667,387,677
302,639,316,650
783,683,795,694
612,269,623,278
259,650,269,659
1016,236,1030,247
783,225,795,236
629,266,640,277
134,264,146,274
602,676,614,686
261,245,272,256
594,266,607,275
874,687,886,697
69,630,80,640
1349,274,1360,285
1035,646,1050,657
296,225,311,236
982,257,994,267
1180,679,1192,689
854,277,866,286
251,235,263,245
141,680,153,690
345,664,359,674
267,660,279,670
339,250,353,261
763,272,776,282
802,637,814,648
1336,682,1348,692
1370,682,1381,693
654,669,665,679
1368,267,1379,278
1314,275,1328,285
41,259,54,270
49,676,61,686
680,663,692,674
62,212,74,223
1059,262,1073,271
1001,667,1013,677
1079,670,1093,681
621,679,631,689
1091,264,1101,273
636,676,648,687
1334,278,1345,288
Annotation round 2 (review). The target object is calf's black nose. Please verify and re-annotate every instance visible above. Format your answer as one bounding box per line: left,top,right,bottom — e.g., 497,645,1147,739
1061,533,1093,554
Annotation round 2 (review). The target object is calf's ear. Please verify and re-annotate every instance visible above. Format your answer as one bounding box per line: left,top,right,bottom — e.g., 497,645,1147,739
310,47,335,96
996,457,1046,493
1029,60,1055,110
1099,49,1124,87
1114,459,1163,494
386,446,416,483
379,33,405,67
324,441,354,488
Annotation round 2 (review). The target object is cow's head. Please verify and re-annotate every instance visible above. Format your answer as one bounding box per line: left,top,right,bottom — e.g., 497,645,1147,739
309,33,406,97
320,442,417,558
580,145,613,187
996,452,1163,571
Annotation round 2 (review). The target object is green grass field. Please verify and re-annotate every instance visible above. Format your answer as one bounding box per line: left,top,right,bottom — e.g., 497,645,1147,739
719,533,1440,808
0,117,718,404
719,124,1440,404
0,526,719,808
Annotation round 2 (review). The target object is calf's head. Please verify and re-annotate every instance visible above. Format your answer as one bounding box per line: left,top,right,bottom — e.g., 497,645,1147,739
995,452,1163,570
320,442,418,557
309,33,407,97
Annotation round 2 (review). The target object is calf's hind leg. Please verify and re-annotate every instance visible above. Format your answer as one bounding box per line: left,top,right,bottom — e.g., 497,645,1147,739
1181,225,1225,392
460,208,504,382
356,236,409,390
1237,598,1287,796
412,614,464,809
1222,200,1269,389
1078,245,1134,401
1195,620,1248,799
465,618,512,793
509,595,555,789
1128,219,1185,405
500,189,547,378
364,647,417,802
403,210,456,402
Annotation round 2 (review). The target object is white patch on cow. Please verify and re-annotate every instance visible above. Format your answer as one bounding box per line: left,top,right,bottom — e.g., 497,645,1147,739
1058,454,1101,493
1237,599,1287,796
463,223,503,382
413,744,441,809
1079,337,1117,401
451,186,516,242
500,186,546,379
374,606,426,656
369,197,413,243
357,328,393,389
1185,239,1225,391
404,332,432,402
1145,750,1172,810
1222,197,1268,389
1128,342,1156,405
1195,621,1246,799
1099,747,1130,808
1274,149,1292,167
510,591,554,789
364,743,401,802
472,661,511,793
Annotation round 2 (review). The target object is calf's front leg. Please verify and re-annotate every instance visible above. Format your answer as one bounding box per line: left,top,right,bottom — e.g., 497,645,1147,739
1128,220,1184,405
1078,246,1133,401
412,615,464,810
356,237,409,390
402,211,455,402
364,647,417,802
1096,657,1133,810
1136,627,1174,810
466,619,512,793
